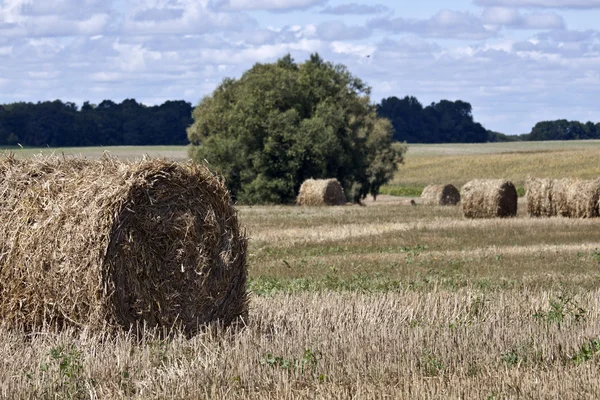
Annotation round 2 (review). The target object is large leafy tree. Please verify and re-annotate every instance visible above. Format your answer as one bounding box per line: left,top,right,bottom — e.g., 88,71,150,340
188,53,405,204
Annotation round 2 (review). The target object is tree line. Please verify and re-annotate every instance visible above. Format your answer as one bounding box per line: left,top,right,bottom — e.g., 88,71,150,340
377,95,600,143
0,99,193,147
1,95,597,149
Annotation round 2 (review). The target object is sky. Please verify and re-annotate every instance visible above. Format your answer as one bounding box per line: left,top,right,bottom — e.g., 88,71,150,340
0,0,599,135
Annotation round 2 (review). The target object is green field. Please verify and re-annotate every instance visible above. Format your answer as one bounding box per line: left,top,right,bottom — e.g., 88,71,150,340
2,141,600,399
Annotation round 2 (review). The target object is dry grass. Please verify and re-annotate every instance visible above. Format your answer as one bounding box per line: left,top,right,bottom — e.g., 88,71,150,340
2,193,600,398
0,155,247,335
392,147,600,189
2,290,600,399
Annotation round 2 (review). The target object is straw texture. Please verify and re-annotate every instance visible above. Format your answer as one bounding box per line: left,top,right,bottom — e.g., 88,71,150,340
527,178,600,218
296,179,346,206
421,184,461,206
0,155,247,335
461,179,518,219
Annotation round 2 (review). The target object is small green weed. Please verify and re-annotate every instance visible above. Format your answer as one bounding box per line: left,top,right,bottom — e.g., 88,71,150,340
420,348,444,376
40,344,86,399
571,339,600,365
533,292,586,327
260,348,321,377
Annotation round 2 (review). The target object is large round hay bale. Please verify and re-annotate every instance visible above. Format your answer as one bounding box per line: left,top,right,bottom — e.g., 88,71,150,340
525,178,555,217
461,179,517,219
421,184,461,206
553,178,600,218
296,178,346,206
0,155,247,335
526,178,600,218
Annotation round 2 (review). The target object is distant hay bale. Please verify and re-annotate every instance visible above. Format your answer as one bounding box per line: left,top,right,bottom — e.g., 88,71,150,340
525,178,555,217
420,184,461,206
527,178,600,218
296,178,346,206
0,155,247,335
555,179,600,218
461,179,518,219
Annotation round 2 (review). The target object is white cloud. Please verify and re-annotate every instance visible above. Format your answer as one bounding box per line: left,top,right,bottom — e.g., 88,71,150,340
210,0,325,11
474,0,600,8
370,10,497,40
316,21,372,41
330,41,376,57
123,1,256,35
482,7,564,29
320,3,392,15
0,0,113,37
28,71,61,79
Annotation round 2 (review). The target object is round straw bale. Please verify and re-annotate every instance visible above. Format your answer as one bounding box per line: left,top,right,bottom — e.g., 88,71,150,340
553,178,600,218
461,179,517,219
525,178,555,217
0,155,247,335
420,184,461,206
296,178,346,206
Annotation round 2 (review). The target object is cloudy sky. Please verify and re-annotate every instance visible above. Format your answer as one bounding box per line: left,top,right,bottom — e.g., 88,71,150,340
0,0,599,135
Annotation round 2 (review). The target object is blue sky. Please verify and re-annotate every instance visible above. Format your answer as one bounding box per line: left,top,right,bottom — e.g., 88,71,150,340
1,0,599,135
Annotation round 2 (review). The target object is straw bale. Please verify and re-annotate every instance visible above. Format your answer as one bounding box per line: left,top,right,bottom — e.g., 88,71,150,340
0,154,247,335
420,184,461,206
461,179,518,219
525,178,555,217
296,178,346,206
552,178,600,218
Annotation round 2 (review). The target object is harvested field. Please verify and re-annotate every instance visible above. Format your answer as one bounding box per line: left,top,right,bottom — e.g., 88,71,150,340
2,142,600,399
0,155,247,335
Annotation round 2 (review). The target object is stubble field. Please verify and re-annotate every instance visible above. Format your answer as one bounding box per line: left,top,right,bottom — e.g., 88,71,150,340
2,141,600,399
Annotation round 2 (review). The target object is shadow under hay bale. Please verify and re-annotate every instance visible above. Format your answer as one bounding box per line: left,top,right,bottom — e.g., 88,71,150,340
0,155,247,336
421,184,461,206
461,179,517,219
296,178,346,206
527,178,600,218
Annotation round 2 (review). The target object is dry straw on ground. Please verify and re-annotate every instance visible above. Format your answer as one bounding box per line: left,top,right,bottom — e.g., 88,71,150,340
420,184,461,206
0,154,247,335
296,178,346,206
461,179,518,219
526,178,600,218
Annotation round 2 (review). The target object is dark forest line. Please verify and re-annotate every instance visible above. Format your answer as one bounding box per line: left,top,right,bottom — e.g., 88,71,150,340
0,99,192,147
0,97,598,147
376,95,600,143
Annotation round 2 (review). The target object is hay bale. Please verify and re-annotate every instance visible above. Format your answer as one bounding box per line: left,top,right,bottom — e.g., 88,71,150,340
420,184,461,206
553,178,600,218
296,178,346,206
0,155,247,335
525,178,555,217
461,179,517,219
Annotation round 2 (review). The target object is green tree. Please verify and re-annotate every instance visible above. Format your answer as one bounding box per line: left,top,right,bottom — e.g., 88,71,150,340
365,118,407,200
187,53,405,204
